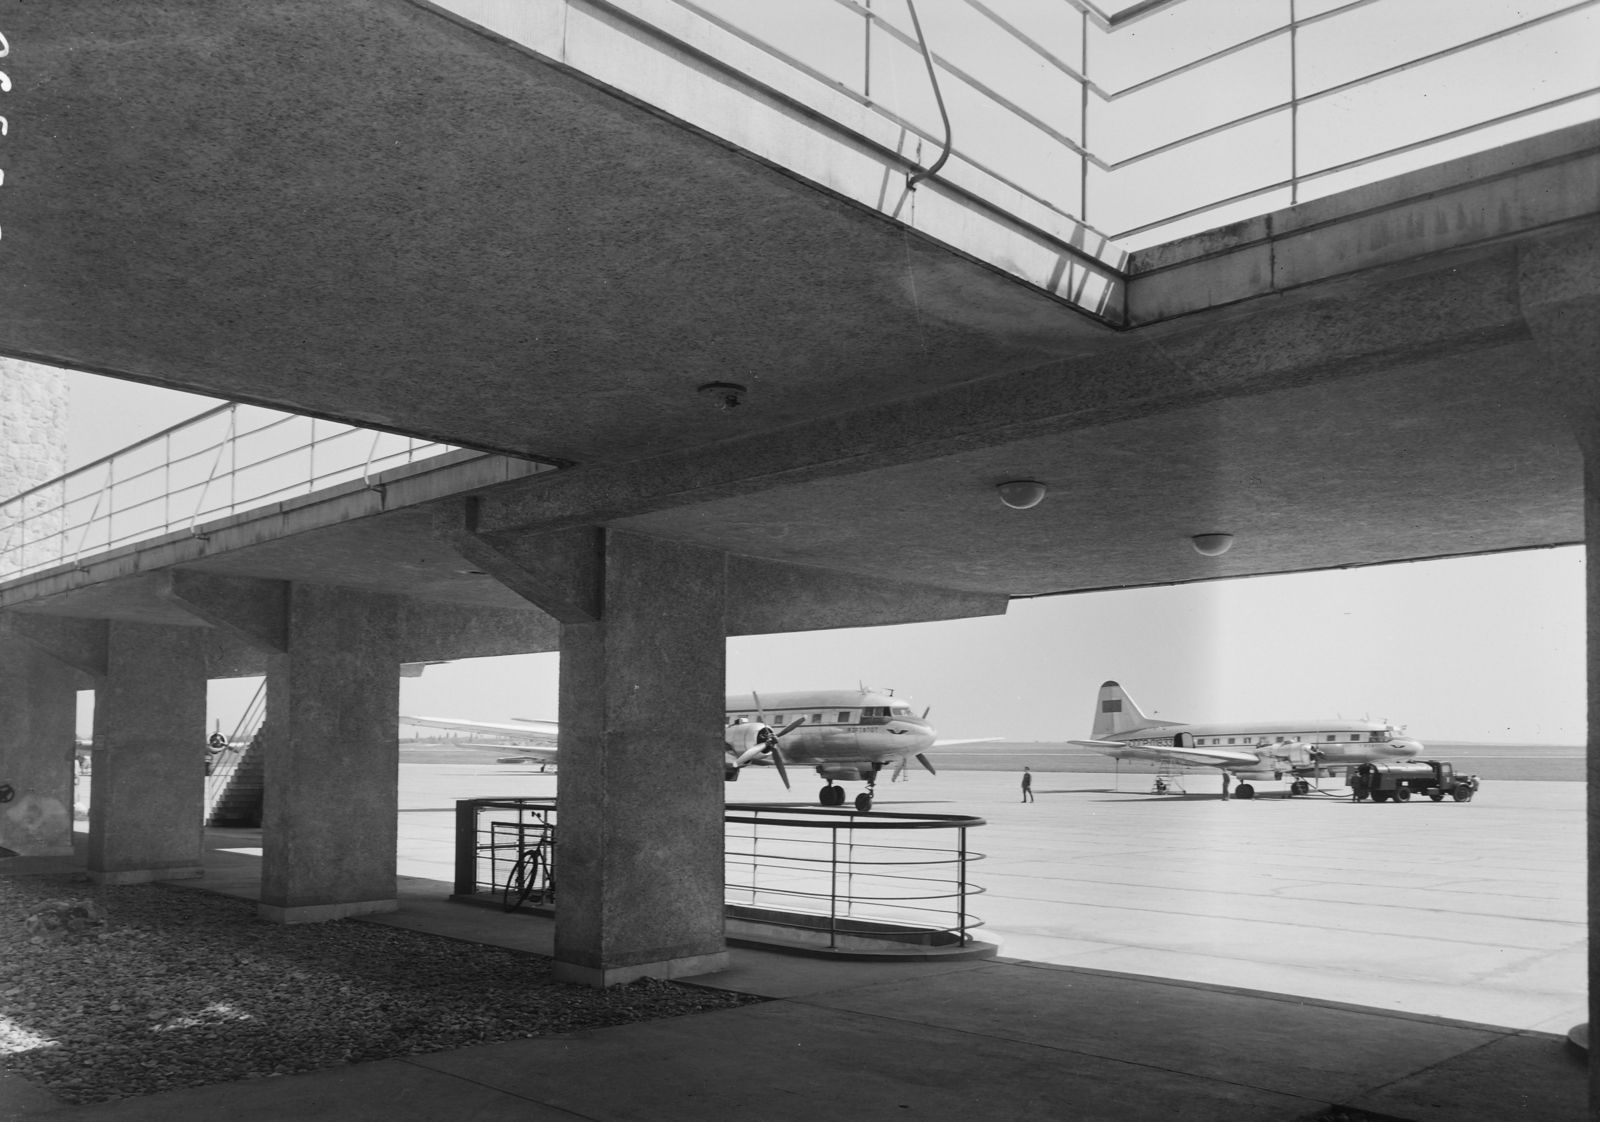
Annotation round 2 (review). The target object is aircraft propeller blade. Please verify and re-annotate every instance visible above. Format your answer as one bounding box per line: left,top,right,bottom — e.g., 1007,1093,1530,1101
914,752,937,775
775,717,805,738
922,707,931,719
769,747,790,789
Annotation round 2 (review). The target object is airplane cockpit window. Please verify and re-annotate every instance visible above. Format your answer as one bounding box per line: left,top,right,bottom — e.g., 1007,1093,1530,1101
892,707,912,716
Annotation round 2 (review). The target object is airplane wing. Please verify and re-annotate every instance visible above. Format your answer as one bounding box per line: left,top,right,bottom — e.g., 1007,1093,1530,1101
401,715,558,744
1068,739,1261,767
932,737,1006,747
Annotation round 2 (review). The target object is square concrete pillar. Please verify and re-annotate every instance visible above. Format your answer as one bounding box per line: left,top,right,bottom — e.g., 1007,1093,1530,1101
87,622,207,884
0,631,77,857
553,532,729,986
259,584,400,924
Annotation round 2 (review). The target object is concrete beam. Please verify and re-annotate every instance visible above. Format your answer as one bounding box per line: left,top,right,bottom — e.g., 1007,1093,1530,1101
0,613,108,677
725,555,1007,635
87,622,207,884
161,570,288,652
0,630,77,857
436,514,604,625
396,600,559,661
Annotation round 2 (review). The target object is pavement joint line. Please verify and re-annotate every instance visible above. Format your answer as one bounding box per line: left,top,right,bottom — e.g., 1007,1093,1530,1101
1325,1031,1520,1108
779,994,1336,1106
1000,958,1565,1039
982,896,1583,951
392,1052,607,1122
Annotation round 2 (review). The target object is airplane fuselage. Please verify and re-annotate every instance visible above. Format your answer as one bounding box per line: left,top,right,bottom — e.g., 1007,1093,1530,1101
725,690,934,780
1102,719,1421,776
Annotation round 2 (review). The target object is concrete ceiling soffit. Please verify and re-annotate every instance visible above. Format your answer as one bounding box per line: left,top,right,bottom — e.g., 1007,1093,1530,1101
0,0,1109,466
0,614,109,677
470,251,1532,536
724,555,1007,637
159,571,289,653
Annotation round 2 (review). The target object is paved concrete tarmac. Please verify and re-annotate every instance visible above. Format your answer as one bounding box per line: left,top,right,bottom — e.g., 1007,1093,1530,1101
396,764,1586,1034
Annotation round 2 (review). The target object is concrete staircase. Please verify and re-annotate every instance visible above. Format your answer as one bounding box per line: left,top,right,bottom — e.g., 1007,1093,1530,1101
206,727,265,828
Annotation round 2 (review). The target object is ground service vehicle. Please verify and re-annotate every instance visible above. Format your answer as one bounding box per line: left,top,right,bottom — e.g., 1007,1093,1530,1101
1350,760,1478,803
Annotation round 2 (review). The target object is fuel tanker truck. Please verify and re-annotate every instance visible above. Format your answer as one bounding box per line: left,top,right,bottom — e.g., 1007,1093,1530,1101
1350,760,1479,803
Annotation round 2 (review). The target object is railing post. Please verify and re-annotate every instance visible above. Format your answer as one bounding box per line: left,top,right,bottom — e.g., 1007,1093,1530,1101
829,823,839,949
958,825,969,945
454,799,479,896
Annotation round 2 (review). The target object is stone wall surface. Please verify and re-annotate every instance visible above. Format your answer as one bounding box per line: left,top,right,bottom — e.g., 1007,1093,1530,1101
0,358,70,577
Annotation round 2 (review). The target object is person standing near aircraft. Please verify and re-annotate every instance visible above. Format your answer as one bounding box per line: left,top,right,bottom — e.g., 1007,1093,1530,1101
1021,767,1034,803
1221,772,1231,800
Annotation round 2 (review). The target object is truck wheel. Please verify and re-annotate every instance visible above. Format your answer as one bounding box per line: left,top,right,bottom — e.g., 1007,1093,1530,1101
1429,794,1443,802
1452,789,1474,802
1371,791,1390,802
1395,789,1412,802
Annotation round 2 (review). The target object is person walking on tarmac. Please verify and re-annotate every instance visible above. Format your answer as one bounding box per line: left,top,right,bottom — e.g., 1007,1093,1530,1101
1221,772,1232,800
1021,767,1034,803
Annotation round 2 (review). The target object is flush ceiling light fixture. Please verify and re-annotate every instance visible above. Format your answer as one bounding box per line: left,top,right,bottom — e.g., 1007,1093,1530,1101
996,480,1047,509
1191,533,1235,556
698,382,747,410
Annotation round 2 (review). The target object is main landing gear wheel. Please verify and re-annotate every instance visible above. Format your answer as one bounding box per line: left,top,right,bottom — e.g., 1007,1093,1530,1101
854,792,873,813
1234,783,1255,800
819,785,845,807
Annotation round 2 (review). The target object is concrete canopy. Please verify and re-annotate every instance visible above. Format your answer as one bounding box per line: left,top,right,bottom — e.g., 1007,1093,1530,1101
0,1,1595,609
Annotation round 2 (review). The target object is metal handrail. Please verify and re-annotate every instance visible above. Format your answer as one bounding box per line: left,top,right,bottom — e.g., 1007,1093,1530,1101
0,401,465,581
453,797,987,948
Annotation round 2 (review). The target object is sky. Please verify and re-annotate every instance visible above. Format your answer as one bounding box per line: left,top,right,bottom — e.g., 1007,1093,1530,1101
54,368,1586,748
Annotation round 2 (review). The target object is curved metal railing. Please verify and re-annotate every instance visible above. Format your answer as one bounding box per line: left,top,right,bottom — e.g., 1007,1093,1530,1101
452,797,987,949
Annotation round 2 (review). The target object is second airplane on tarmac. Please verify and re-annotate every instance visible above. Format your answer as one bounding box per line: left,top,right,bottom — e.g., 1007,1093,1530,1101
1071,681,1425,798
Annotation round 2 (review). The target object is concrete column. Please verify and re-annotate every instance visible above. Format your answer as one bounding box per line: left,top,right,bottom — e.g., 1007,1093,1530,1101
0,630,77,857
1519,223,1600,1108
553,531,729,986
259,583,400,924
87,622,207,884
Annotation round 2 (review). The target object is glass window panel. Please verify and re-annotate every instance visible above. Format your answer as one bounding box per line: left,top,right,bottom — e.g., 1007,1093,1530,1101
694,0,869,94
1090,1,1287,93
1094,36,1289,165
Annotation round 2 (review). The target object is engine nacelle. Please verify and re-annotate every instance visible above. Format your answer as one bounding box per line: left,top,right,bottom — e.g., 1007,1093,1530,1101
725,721,774,767
816,764,865,782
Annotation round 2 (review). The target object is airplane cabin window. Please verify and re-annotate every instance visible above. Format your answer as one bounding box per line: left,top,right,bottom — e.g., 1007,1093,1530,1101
811,713,822,723
1350,734,1361,741
773,714,784,723
837,711,851,723
1326,735,1336,741
1227,738,1235,744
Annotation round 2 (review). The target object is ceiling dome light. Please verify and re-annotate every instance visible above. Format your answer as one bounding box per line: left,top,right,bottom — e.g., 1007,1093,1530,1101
997,480,1047,510
1191,533,1234,556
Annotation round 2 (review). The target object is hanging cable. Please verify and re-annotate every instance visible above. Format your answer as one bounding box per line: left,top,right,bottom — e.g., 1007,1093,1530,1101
904,0,953,190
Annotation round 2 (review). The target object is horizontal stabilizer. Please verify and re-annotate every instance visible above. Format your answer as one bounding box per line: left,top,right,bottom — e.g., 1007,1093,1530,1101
932,737,1005,747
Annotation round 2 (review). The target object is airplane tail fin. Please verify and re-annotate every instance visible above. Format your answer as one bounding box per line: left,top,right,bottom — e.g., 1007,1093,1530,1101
1092,681,1174,737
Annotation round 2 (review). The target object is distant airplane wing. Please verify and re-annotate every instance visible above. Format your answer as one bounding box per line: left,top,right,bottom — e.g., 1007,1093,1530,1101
932,737,1006,747
1068,739,1260,767
401,715,558,745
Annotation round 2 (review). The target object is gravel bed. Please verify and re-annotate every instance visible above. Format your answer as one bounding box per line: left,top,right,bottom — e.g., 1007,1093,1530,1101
0,873,761,1105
